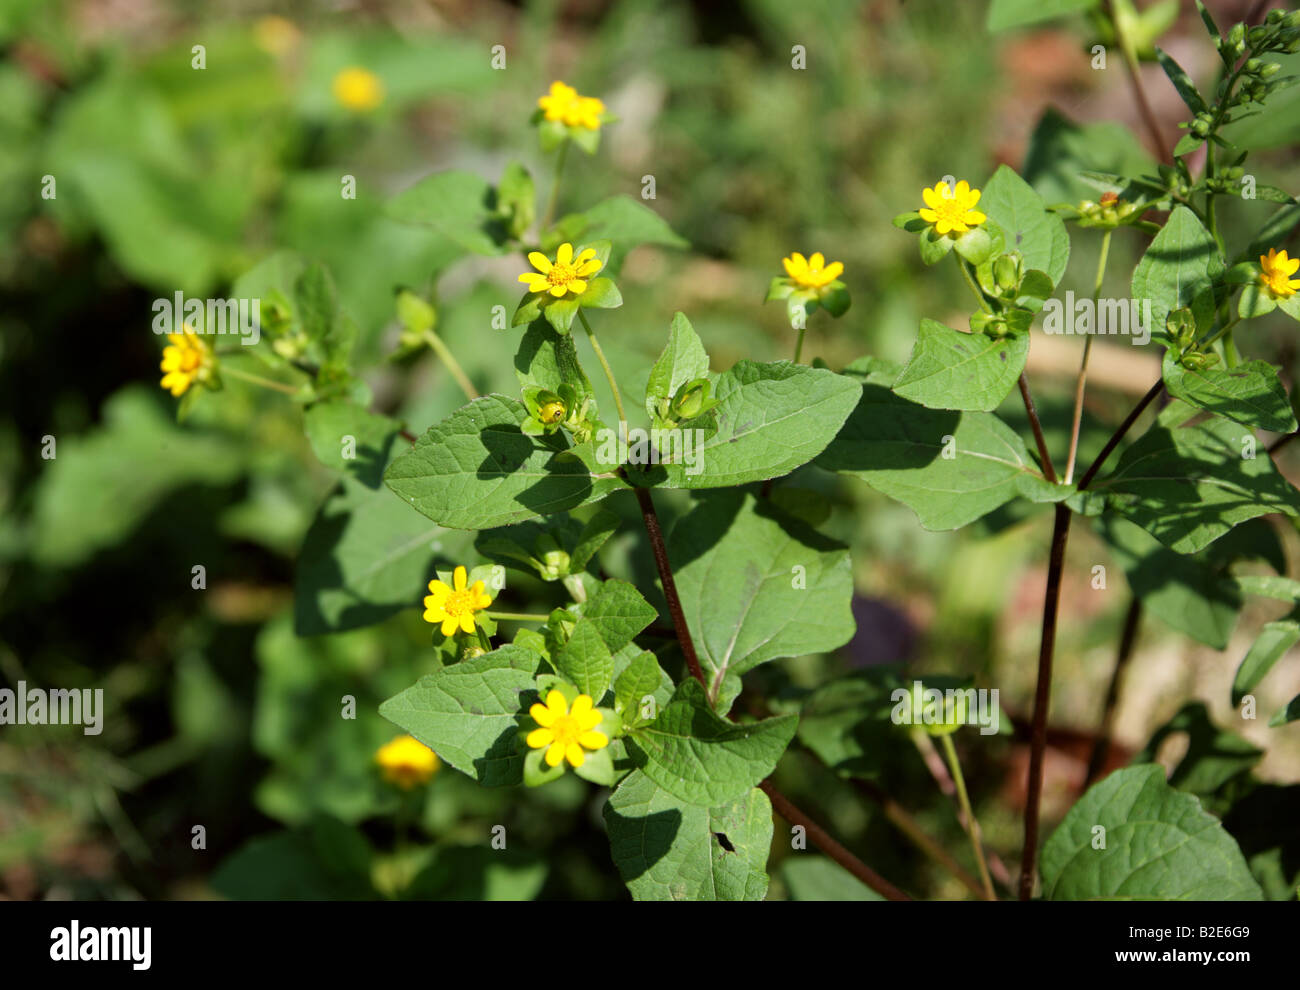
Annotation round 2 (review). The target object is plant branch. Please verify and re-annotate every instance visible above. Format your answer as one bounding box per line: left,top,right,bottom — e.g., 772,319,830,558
1018,373,1058,484
578,310,628,438
1019,503,1072,900
222,365,300,395
1103,0,1168,163
422,329,479,401
1076,380,1163,491
939,734,997,901
1064,229,1113,484
541,139,569,232
759,780,911,901
631,485,706,687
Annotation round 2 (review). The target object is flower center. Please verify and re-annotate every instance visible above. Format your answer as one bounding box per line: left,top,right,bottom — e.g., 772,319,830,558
547,262,576,288
549,714,583,747
179,349,202,372
931,194,968,226
444,589,477,619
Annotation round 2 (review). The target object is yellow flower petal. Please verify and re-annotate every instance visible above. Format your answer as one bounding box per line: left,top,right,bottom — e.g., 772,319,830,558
530,703,557,727
565,742,586,767
440,616,458,637
527,727,554,748
556,242,573,265
546,690,568,715
528,251,552,273
579,730,608,749
545,741,566,767
568,279,587,294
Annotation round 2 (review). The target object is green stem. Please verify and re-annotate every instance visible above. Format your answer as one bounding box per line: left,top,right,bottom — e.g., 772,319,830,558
222,365,300,395
939,733,997,901
1197,314,1242,352
577,310,627,437
957,258,992,313
484,611,551,622
422,329,479,401
1064,229,1113,484
793,325,807,364
541,140,570,232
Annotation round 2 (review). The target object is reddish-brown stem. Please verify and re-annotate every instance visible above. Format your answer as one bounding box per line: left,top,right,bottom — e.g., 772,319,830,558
1103,0,1169,164
399,428,417,444
1076,381,1163,491
1018,373,1058,484
632,485,908,900
1084,597,1142,790
1019,503,1072,901
759,780,911,901
632,485,706,687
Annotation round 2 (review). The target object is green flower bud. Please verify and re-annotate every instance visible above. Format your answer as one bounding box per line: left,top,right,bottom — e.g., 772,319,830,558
993,253,1022,292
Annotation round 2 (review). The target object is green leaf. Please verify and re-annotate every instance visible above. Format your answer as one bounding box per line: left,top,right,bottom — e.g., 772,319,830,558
31,387,244,568
639,360,860,489
668,491,854,705
1222,785,1300,899
1133,703,1262,802
1130,205,1222,344
1040,765,1263,900
496,161,535,241
645,312,711,419
1023,107,1156,207
1238,281,1278,319
403,845,547,901
377,645,543,786
577,277,622,309
385,169,509,256
553,195,688,265
796,669,909,779
614,651,672,724
1161,355,1296,434
1096,516,1240,649
987,0,1096,32
1155,47,1207,116
1076,411,1300,554
918,227,954,265
781,856,885,900
385,395,628,530
979,165,1070,285
892,319,1029,412
604,771,773,901
212,817,375,900
1232,616,1300,705
816,383,1064,531
1270,696,1300,727
571,508,621,572
514,319,593,401
553,579,658,698
626,680,797,806
294,472,446,636
543,294,580,335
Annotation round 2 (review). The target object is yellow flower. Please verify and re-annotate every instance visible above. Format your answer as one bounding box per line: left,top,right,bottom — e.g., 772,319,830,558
539,399,566,424
518,243,602,298
423,565,492,636
254,15,299,57
918,180,987,237
537,80,605,130
526,690,608,768
1259,248,1300,299
782,251,844,290
159,325,213,397
375,735,439,789
333,66,384,112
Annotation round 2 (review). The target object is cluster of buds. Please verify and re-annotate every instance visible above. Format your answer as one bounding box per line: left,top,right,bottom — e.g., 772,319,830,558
968,249,1052,338
650,376,718,430
1074,190,1143,229
521,384,597,443
1166,307,1219,371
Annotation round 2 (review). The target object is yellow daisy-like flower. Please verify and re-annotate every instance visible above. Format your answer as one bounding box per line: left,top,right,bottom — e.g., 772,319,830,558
526,690,608,768
159,325,213,397
375,735,439,789
518,243,603,298
782,251,844,290
254,15,300,57
1259,248,1300,299
332,66,384,112
537,80,605,131
918,180,987,237
423,565,493,636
